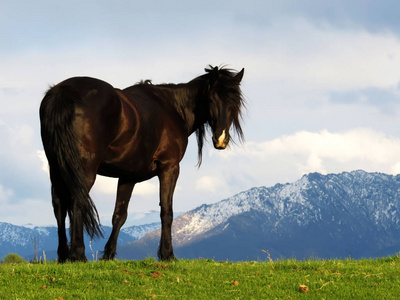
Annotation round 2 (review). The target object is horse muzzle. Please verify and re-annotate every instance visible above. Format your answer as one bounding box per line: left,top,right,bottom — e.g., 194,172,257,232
213,130,229,150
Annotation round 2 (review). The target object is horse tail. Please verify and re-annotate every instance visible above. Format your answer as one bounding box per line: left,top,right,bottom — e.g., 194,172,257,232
39,85,103,239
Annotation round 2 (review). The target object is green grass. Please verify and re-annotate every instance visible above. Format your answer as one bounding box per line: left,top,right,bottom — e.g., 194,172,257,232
1,255,400,299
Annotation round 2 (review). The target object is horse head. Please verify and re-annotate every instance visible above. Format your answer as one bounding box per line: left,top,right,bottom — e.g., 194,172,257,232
205,66,245,150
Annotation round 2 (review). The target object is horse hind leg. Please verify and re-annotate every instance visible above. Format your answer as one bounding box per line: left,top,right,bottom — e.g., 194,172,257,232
52,186,69,263
69,207,87,262
69,170,98,262
102,178,135,260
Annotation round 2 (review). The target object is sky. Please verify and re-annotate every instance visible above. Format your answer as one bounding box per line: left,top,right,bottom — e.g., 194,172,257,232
2,0,400,226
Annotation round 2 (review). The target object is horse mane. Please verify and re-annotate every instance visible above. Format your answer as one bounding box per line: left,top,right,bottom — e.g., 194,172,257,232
195,65,246,166
137,79,153,85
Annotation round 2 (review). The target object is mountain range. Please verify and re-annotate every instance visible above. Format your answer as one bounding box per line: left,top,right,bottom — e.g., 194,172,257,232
2,170,400,261
118,170,400,261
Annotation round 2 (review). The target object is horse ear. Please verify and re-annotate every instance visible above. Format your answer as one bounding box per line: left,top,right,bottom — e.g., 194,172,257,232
235,68,244,82
207,66,219,89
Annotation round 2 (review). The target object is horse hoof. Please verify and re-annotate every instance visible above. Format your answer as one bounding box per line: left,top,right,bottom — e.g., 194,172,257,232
100,251,115,261
158,253,176,261
69,255,88,263
100,255,113,261
57,258,68,264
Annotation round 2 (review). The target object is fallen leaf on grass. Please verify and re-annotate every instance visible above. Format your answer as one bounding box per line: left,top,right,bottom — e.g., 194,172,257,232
41,285,47,290
232,281,240,286
299,285,309,293
50,277,56,282
151,271,162,278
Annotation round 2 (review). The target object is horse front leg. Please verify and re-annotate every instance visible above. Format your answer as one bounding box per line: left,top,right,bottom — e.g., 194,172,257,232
102,178,135,260
158,164,179,261
52,186,69,263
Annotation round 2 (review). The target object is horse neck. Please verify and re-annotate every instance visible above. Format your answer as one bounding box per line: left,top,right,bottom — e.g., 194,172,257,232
161,81,207,135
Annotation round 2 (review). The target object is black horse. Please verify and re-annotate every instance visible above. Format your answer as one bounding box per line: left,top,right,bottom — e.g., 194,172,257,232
39,65,245,262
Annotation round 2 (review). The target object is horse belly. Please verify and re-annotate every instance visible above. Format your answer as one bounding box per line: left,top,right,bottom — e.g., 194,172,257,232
99,145,158,181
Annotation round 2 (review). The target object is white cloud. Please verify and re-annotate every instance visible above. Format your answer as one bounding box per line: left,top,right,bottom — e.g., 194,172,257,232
92,176,118,195
37,150,49,174
263,128,400,168
133,181,159,196
242,17,400,100
92,176,158,196
5,15,400,95
0,184,14,203
0,122,49,197
195,176,228,193
211,128,400,188
0,197,54,226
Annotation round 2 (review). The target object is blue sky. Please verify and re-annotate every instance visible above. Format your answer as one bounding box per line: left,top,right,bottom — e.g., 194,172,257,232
2,1,400,226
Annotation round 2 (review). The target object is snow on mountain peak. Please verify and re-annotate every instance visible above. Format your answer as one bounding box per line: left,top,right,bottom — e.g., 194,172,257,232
278,175,309,204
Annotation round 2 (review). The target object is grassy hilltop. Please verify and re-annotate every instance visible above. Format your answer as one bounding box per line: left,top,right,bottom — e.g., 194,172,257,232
0,256,399,299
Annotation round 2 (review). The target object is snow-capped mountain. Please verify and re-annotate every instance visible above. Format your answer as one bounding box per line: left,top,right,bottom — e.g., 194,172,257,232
120,223,160,240
0,222,160,260
119,170,400,260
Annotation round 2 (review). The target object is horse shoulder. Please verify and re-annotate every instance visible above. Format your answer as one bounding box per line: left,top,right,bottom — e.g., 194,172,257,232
153,116,189,166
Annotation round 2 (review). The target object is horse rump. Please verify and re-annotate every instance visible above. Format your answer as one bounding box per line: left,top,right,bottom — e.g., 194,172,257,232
39,85,102,239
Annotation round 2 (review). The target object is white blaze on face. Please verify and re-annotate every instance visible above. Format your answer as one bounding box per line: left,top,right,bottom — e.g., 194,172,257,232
218,130,226,146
